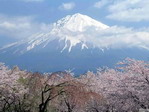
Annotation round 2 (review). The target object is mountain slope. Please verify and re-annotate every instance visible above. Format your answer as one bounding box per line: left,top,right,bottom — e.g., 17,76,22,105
0,13,149,74
0,13,110,54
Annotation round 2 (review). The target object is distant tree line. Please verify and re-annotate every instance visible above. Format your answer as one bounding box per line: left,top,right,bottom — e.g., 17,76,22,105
0,58,149,112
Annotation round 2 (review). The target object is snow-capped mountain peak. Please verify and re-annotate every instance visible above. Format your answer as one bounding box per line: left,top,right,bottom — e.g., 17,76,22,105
53,13,109,32
0,13,110,53
1,14,149,74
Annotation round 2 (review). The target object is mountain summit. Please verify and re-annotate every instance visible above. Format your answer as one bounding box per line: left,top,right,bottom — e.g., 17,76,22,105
53,13,109,32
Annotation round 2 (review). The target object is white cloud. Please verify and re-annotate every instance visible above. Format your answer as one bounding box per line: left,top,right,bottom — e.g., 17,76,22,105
0,15,50,39
83,26,149,49
94,0,110,8
106,0,149,22
18,0,44,2
59,2,75,11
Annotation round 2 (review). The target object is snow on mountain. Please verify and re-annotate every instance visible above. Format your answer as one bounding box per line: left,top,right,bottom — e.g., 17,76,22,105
53,13,109,32
0,13,110,53
1,13,149,54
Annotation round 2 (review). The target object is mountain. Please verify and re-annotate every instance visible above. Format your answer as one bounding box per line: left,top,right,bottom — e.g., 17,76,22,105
0,13,109,53
0,13,149,74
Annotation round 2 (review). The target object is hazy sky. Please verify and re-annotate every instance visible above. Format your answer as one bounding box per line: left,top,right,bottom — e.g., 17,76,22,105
0,0,149,46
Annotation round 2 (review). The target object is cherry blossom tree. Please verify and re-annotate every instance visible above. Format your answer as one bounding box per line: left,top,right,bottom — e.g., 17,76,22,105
0,58,149,112
0,63,30,112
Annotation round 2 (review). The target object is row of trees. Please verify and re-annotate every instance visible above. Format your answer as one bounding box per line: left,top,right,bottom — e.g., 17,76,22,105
0,58,149,112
